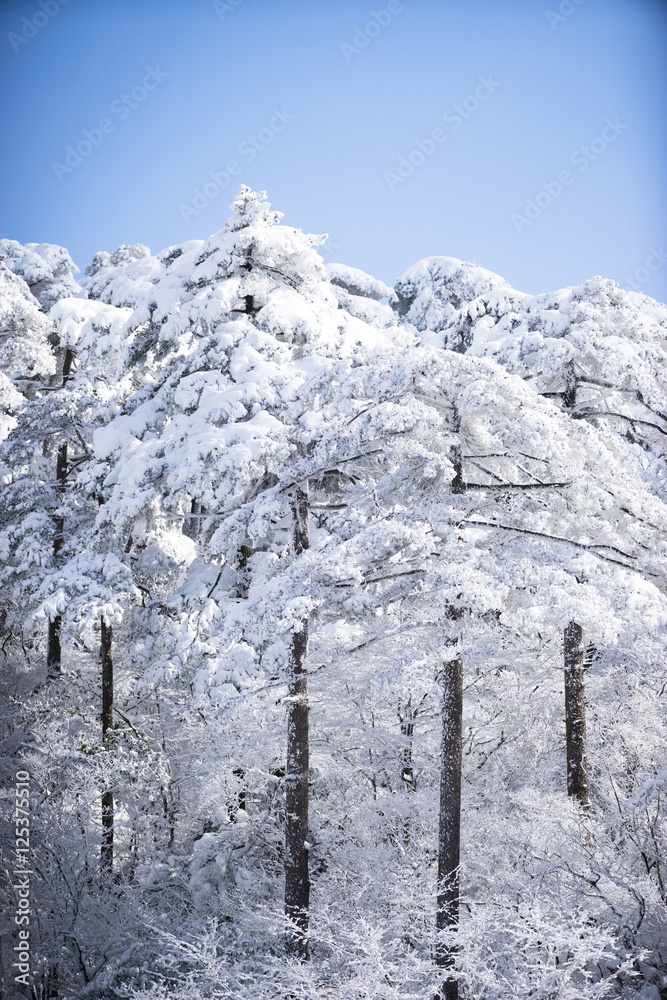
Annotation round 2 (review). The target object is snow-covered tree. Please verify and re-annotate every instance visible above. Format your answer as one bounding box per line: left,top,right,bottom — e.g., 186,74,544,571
2,193,666,1000
0,238,83,310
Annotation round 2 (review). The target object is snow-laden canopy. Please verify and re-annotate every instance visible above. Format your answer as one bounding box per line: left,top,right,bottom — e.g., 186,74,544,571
1,188,666,1000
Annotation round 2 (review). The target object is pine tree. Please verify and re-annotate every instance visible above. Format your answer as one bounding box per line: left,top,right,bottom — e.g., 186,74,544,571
101,616,114,872
4,199,667,998
284,484,310,956
46,346,74,675
435,607,464,1000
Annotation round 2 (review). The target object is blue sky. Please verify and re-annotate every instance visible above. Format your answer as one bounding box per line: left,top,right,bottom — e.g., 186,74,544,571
1,0,666,301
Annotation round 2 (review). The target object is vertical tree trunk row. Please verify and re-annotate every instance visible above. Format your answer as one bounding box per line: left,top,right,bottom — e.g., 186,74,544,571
564,620,589,807
284,484,310,958
101,617,114,874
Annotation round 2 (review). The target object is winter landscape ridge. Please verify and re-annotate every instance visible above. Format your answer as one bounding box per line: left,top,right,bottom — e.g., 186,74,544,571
1,186,666,999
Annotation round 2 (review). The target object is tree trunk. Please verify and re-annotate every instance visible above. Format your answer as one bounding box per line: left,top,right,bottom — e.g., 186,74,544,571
61,347,74,386
450,405,465,495
183,497,201,540
398,697,417,793
101,618,114,873
435,406,465,997
46,616,62,677
46,441,68,676
561,359,577,410
46,349,74,676
284,484,310,958
436,610,464,1000
235,543,252,598
564,620,589,807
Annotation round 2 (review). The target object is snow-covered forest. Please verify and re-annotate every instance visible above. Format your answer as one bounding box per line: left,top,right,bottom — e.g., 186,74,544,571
1,186,666,1000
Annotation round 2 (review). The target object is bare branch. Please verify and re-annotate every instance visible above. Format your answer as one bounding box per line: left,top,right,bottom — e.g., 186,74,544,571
206,570,223,599
465,478,573,491
333,567,425,588
462,518,639,570
574,410,667,437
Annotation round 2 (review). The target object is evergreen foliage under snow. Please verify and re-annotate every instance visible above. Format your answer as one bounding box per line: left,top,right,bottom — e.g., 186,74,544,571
1,188,666,999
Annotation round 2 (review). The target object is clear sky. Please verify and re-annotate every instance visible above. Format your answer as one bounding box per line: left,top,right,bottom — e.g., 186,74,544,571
1,0,666,301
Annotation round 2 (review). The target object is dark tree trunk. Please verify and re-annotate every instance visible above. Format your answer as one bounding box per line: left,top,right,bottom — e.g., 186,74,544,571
564,620,589,807
398,698,417,793
435,407,465,997
450,405,465,495
235,543,252,598
398,697,419,846
46,349,74,676
61,347,74,385
183,497,202,540
284,484,310,958
46,443,68,675
101,618,114,873
436,609,464,1000
231,294,255,316
561,359,577,410
47,617,62,677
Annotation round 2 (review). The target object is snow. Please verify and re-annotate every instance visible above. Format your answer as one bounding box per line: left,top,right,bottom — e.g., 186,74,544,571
326,261,396,302
1,185,666,1000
